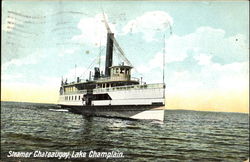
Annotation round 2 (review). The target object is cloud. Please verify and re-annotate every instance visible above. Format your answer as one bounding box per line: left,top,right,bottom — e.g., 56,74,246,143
217,74,248,90
135,26,248,94
58,47,78,57
136,51,163,73
136,47,187,74
170,59,248,94
166,61,248,100
2,52,44,71
206,61,249,90
163,26,248,64
162,27,248,65
122,11,173,41
72,13,117,47
194,53,212,65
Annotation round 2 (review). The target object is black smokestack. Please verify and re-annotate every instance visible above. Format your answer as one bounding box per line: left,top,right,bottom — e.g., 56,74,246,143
105,33,114,77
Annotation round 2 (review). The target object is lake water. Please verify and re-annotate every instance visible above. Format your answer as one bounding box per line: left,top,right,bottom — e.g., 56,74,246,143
1,101,249,161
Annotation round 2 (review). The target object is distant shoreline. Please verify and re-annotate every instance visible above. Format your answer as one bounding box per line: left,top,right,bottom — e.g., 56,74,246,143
1,100,56,105
1,101,249,114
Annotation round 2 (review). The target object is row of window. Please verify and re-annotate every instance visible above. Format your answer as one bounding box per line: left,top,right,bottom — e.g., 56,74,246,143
111,68,130,75
65,86,76,92
65,95,81,101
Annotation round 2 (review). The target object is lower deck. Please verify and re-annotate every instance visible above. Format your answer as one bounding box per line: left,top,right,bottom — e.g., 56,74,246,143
58,83,165,106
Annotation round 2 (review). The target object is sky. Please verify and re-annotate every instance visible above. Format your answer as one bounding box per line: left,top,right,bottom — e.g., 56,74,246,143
1,1,249,113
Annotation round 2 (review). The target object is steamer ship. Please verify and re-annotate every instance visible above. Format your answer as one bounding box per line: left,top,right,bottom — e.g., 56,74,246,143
58,15,166,121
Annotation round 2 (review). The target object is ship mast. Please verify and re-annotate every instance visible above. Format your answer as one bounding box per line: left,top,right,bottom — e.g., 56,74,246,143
163,35,166,99
163,25,172,101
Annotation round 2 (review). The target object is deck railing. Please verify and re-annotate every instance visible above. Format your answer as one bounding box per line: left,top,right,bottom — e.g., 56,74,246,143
93,83,164,93
64,90,87,95
97,76,140,82
64,77,139,86
63,83,164,95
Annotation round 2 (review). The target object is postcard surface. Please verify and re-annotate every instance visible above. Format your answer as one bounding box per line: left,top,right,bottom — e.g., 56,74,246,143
1,1,249,161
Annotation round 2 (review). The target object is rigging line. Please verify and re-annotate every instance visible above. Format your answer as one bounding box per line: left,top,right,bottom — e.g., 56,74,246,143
114,44,144,76
80,61,95,79
101,9,133,66
113,38,143,75
99,39,101,69
109,36,142,76
113,46,123,64
75,64,77,81
79,54,100,79
101,10,141,75
111,37,132,66
112,37,142,76
80,46,105,79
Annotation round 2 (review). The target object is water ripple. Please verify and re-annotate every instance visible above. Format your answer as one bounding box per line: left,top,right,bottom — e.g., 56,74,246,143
1,102,249,161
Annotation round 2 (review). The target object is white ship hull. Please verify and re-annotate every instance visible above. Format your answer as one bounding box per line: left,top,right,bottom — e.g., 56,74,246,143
58,83,165,121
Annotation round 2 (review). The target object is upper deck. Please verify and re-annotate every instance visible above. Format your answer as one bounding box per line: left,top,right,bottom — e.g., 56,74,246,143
62,83,165,95
60,64,142,95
